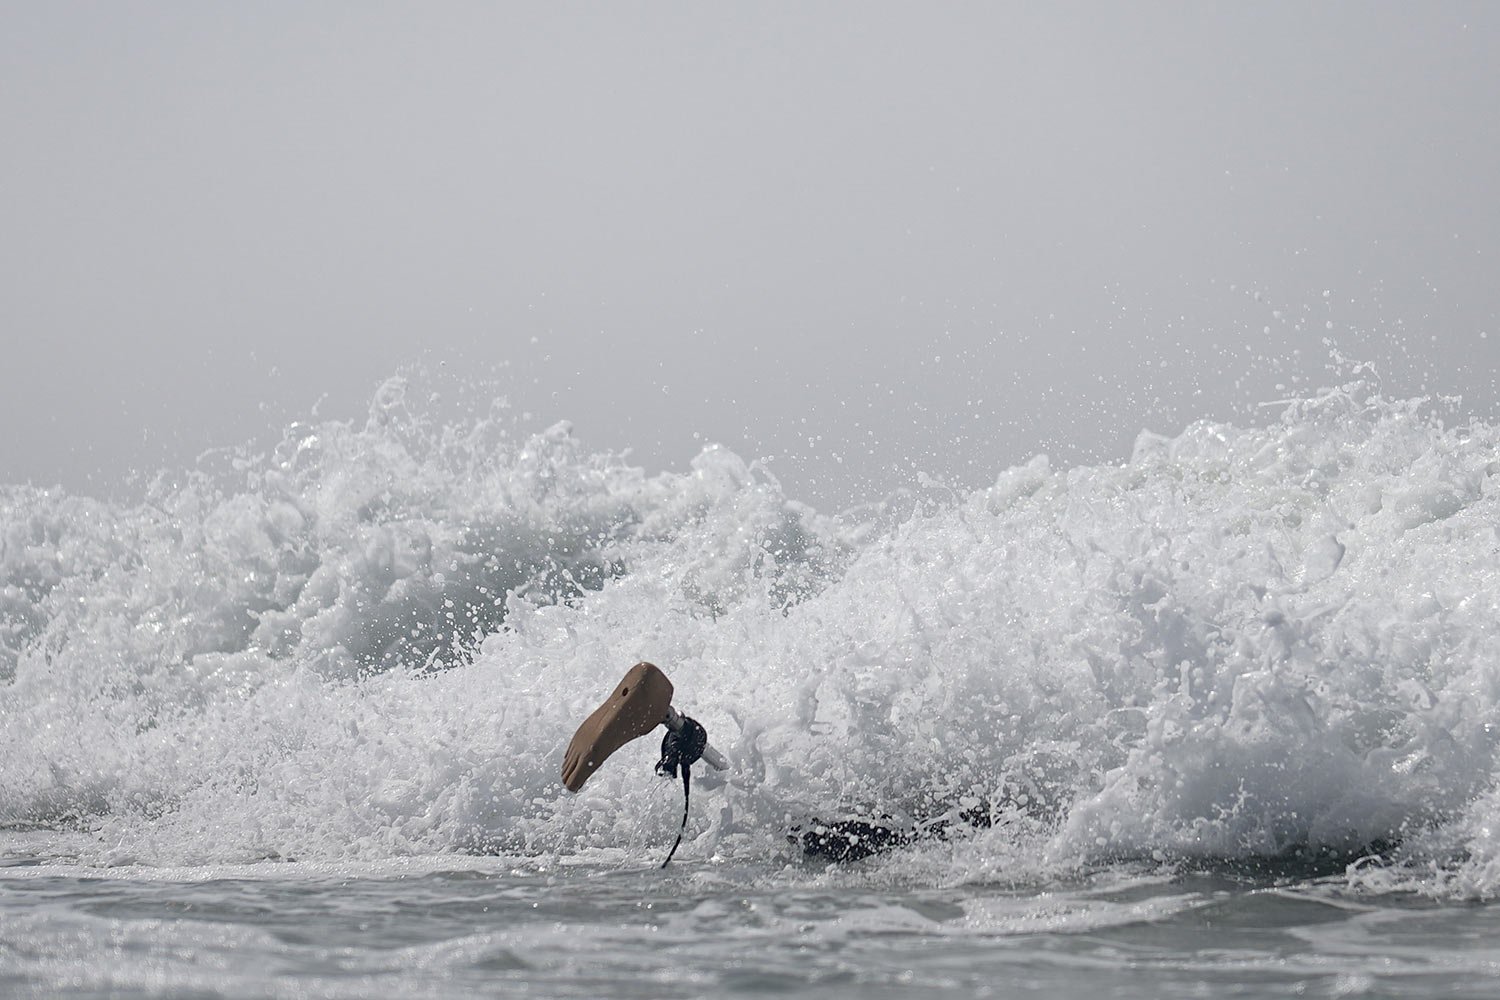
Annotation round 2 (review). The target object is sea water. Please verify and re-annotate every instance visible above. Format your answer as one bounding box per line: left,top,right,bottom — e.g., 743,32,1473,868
5,855,1499,998
6,378,1500,997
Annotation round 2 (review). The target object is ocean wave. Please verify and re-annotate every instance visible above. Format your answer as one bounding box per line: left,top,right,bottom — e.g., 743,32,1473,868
5,378,1500,898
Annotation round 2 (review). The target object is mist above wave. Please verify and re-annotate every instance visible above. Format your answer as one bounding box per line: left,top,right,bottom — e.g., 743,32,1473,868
4,378,1500,898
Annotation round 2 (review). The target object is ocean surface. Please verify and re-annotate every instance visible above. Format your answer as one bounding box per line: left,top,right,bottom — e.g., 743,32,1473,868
6,378,1500,997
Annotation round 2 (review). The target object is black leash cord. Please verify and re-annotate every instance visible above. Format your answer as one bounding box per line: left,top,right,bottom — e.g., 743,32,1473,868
661,766,691,868
655,714,708,867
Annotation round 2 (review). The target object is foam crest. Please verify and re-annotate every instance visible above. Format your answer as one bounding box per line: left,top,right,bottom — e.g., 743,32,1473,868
7,380,1500,899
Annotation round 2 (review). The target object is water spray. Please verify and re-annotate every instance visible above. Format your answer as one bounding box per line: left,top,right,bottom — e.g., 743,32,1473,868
560,662,728,866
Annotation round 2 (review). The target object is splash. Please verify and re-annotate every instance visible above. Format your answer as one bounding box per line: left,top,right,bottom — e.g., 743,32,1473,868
5,378,1500,898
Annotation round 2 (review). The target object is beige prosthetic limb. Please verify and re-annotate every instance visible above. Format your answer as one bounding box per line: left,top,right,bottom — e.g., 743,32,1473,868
561,661,727,792
561,662,674,792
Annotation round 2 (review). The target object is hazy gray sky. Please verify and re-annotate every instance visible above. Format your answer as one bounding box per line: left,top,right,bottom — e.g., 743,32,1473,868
4,3,1498,506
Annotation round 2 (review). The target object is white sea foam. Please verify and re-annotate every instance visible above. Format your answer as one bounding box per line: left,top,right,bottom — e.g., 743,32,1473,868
5,378,1500,897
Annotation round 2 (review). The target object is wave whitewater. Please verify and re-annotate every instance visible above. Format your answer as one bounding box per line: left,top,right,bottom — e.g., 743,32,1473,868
4,378,1500,897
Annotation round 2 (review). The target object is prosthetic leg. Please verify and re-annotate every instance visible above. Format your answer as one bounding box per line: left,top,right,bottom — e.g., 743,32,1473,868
560,662,728,865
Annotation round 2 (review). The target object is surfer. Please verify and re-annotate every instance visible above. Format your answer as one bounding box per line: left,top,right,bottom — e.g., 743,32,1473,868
561,661,987,863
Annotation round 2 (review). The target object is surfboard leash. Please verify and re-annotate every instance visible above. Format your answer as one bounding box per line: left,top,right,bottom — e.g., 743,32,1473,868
655,712,708,867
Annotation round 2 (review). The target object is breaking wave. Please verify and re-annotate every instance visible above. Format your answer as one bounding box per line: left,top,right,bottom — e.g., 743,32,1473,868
5,377,1500,898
